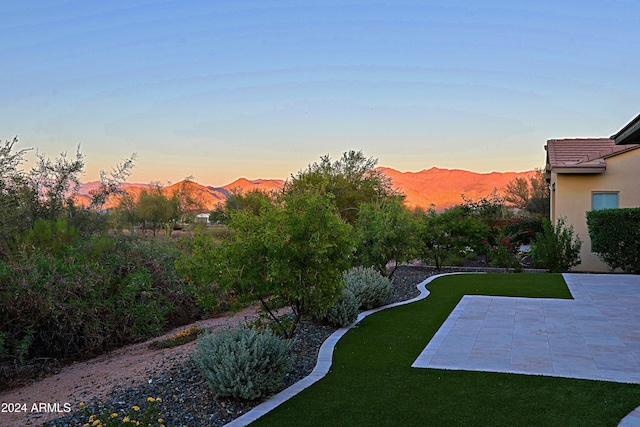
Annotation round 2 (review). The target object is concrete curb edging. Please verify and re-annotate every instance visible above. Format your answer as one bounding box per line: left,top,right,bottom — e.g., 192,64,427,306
224,273,457,426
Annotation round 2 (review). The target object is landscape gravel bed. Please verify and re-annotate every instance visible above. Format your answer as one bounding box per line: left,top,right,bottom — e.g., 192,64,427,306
42,266,434,427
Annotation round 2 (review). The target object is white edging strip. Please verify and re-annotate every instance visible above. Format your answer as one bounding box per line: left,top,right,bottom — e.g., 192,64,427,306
225,273,455,427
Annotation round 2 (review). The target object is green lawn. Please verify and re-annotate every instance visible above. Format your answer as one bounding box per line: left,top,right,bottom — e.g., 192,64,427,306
251,274,640,426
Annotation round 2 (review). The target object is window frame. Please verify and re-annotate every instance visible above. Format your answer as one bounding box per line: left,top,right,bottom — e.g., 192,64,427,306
591,192,619,211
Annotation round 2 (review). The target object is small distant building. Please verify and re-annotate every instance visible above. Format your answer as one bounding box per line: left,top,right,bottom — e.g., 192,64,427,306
195,213,211,224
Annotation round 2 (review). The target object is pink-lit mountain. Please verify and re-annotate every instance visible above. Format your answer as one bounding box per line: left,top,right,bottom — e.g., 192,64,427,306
77,167,535,211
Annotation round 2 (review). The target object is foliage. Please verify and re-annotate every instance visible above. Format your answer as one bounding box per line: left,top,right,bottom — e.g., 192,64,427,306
484,235,521,270
0,234,199,366
343,266,392,310
19,218,79,256
135,186,180,236
460,190,510,224
168,177,205,222
285,150,398,224
355,197,419,278
324,289,359,327
80,397,166,427
505,217,544,246
148,324,204,350
175,230,232,313
416,206,489,270
0,137,135,257
586,208,640,273
503,168,550,217
193,326,293,400
216,190,355,338
530,218,582,272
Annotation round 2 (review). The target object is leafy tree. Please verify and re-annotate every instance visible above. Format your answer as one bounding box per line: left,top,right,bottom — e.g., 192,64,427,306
285,150,398,223
416,206,489,270
193,190,355,339
136,186,180,236
355,197,419,278
0,137,134,256
504,168,549,217
166,177,206,224
530,217,582,272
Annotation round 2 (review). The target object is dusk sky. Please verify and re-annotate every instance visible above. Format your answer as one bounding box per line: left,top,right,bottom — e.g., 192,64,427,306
2,1,639,186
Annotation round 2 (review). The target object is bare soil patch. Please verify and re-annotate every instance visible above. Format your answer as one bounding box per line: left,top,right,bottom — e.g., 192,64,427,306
0,305,262,427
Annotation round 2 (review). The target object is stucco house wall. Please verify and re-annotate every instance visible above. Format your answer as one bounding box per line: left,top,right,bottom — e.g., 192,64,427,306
549,149,640,272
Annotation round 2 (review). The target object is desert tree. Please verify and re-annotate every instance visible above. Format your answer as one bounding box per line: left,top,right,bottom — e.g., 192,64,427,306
503,168,549,216
285,150,399,223
355,196,419,278
135,185,180,236
181,189,355,338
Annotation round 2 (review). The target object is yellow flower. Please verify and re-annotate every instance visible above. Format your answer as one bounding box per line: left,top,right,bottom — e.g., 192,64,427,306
123,416,130,422
155,397,162,402
89,415,95,422
79,402,86,409
147,397,155,402
92,419,100,426
83,424,89,427
157,419,163,423
132,405,140,411
111,412,118,418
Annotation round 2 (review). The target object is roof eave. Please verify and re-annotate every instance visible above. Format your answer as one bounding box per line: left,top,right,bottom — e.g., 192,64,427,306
552,166,606,174
611,114,640,145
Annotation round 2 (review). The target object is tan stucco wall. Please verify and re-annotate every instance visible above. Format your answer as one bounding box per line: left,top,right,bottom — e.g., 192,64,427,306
550,149,640,272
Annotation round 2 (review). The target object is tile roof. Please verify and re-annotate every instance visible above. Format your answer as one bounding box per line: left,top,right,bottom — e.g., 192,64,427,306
545,138,640,171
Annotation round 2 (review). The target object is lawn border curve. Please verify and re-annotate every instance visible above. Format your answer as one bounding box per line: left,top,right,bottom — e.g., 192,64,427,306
224,272,466,427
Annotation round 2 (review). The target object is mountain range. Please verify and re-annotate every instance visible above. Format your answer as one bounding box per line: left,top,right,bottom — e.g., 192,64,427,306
77,167,536,212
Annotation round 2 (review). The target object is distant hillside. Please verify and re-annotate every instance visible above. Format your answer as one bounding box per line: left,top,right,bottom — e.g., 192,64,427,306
77,167,535,212
378,167,536,211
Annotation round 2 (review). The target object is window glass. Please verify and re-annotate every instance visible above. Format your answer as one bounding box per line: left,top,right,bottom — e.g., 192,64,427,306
592,192,618,210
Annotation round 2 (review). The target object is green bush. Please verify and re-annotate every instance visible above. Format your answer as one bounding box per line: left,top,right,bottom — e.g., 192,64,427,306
586,208,640,273
530,218,581,272
324,289,359,327
343,266,392,310
0,234,199,366
193,326,293,400
505,217,544,246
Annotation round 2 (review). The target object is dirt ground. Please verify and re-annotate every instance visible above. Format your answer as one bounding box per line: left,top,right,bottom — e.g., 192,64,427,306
0,305,262,427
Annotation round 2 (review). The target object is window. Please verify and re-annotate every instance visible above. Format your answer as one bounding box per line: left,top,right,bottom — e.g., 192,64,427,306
592,192,619,210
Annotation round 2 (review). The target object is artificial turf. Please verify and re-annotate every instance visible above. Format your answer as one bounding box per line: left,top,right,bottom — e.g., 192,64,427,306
250,273,640,426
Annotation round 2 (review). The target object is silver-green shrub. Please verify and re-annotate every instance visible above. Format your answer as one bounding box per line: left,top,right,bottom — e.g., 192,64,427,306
343,266,392,310
325,289,359,327
193,326,293,400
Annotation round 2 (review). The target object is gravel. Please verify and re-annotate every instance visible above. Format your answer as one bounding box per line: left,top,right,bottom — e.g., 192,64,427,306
42,266,435,427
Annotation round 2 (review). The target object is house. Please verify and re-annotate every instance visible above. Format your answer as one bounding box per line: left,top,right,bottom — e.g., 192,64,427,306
195,213,211,224
545,115,640,272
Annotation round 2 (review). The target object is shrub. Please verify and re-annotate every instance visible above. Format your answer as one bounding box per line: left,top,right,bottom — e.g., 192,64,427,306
148,324,204,350
0,234,200,367
586,208,640,273
530,218,581,272
343,266,392,310
324,289,359,327
193,326,293,400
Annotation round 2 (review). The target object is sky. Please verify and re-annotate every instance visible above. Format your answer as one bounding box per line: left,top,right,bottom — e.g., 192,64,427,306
2,1,639,186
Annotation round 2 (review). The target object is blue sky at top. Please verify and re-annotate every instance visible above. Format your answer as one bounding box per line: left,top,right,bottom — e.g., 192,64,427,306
1,0,638,185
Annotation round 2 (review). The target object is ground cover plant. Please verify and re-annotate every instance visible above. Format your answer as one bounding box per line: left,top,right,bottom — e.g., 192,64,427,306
250,274,640,426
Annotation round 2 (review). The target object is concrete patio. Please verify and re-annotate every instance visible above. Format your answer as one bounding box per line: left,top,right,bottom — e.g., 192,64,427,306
412,273,640,426
229,273,640,426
